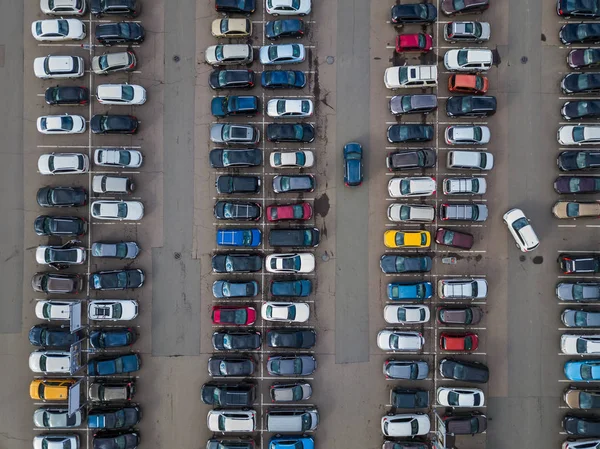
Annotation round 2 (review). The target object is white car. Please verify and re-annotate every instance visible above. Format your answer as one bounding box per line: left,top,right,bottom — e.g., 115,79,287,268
266,253,315,273
387,204,435,222
558,125,600,145
266,0,311,15
561,334,600,354
445,125,490,145
443,177,487,195
91,201,144,221
88,300,139,321
34,55,84,79
377,330,424,351
40,0,86,15
29,351,71,374
261,302,310,322
35,301,73,321
33,408,83,428
37,115,86,134
388,177,436,198
563,440,600,449
437,387,485,407
92,175,134,194
444,48,493,72
207,409,256,432
96,84,147,105
259,44,305,65
94,148,143,168
381,414,430,437
38,153,89,175
270,150,314,168
503,208,539,252
267,99,314,118
33,435,79,449
384,305,430,324
36,246,87,266
31,19,86,41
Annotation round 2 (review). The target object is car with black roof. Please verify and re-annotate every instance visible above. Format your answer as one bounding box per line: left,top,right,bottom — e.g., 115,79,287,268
210,70,255,90
379,255,432,274
211,96,259,117
559,254,600,274
389,95,437,115
91,114,138,134
557,0,600,18
558,151,600,171
90,269,144,290
208,357,255,377
562,101,600,120
214,201,262,220
45,86,89,105
390,388,429,409
560,23,600,45
270,279,312,297
262,70,306,89
215,0,256,14
386,149,436,171
267,329,316,349
561,73,600,95
209,148,262,168
207,439,255,449
34,216,87,236
37,186,87,208
212,330,261,351
391,3,437,24
212,253,263,273
95,22,144,46
446,95,496,117
266,19,305,39
267,123,315,142
568,48,600,69
90,0,140,17
439,358,489,383
201,383,256,407
387,124,434,143
92,431,139,449
269,228,320,248
216,175,261,194
29,325,83,348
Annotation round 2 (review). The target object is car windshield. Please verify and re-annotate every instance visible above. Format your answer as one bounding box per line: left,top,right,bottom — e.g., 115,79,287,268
293,125,304,140
457,50,469,66
270,360,280,373
453,0,466,9
576,312,589,327
268,46,279,60
409,363,418,379
411,419,419,434
570,178,582,192
566,203,580,217
475,76,484,90
281,177,291,191
394,258,406,271
287,71,297,84
118,22,132,37
401,96,413,111
574,284,586,300
577,339,589,353
585,49,599,64
242,231,253,245
464,336,474,350
417,284,426,298
389,333,399,348
580,392,596,409
397,308,406,321
400,206,411,220
421,233,428,244
573,126,586,142
295,152,306,165
272,21,283,35
399,67,409,84
116,151,131,165
116,203,128,218
220,19,229,33
218,71,229,85
112,304,123,319
441,231,455,245
292,205,304,218
418,34,427,48
39,355,47,372
60,116,73,129
292,45,301,57
453,364,465,379
294,358,302,373
116,271,128,287
578,26,593,39
288,306,296,320
582,363,594,380
512,217,529,231
301,101,310,113
400,180,411,195
447,391,460,406
460,97,472,112
121,85,135,101
224,309,248,324
395,233,405,246
215,46,224,60
473,127,483,141
292,0,300,8
277,100,287,114
223,203,235,218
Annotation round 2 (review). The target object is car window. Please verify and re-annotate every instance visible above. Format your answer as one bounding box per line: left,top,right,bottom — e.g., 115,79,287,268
118,22,131,37
234,309,248,324
421,233,428,244
287,71,297,84
397,308,406,321
215,46,224,60
400,180,410,195
292,205,303,218
292,45,301,58
57,20,69,36
292,0,300,9
288,306,296,320
395,233,404,246
460,97,472,112
475,76,484,90
281,177,290,191
389,333,399,348
567,202,580,217
295,152,306,165
220,19,229,34
293,125,304,140
121,85,135,101
293,358,302,372
457,50,469,66
399,67,409,84
479,153,488,168
577,338,588,353
464,336,473,350
570,177,582,192
400,206,411,221
473,127,482,141
113,303,122,318
411,419,419,434
268,46,278,60
418,34,427,48
417,283,426,298
470,418,479,434
582,363,593,380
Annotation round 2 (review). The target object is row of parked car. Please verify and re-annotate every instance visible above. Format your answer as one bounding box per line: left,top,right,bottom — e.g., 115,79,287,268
30,2,146,449
205,2,319,449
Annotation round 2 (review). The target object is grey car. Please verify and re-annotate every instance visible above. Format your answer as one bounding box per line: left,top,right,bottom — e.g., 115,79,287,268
389,95,437,115
272,175,315,193
557,282,600,301
210,124,260,145
33,407,83,428
91,242,139,259
270,382,312,402
267,355,316,376
562,309,600,328
443,21,491,43
383,360,429,380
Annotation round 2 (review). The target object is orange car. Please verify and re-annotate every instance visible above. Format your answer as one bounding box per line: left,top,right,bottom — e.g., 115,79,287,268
30,378,76,401
448,74,488,95
440,332,479,352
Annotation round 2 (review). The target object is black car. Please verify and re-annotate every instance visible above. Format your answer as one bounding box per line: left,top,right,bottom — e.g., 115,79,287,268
211,96,259,117
90,269,144,290
29,325,83,348
386,149,436,170
208,357,255,377
90,328,137,349
560,23,600,45
212,253,263,273
262,70,306,89
91,115,139,134
91,0,140,17
215,0,256,13
387,124,434,143
207,438,255,449
554,176,600,194
92,431,140,449
439,358,489,383
269,228,320,248
267,329,316,349
557,0,600,18
391,3,437,24
270,279,312,297
201,383,256,406
37,187,87,208
89,406,140,430
561,73,600,94
265,19,305,39
216,175,261,194
441,0,489,15
214,201,261,220
562,101,600,120
95,22,144,46
267,124,314,143
564,415,600,436
45,86,89,105
558,151,600,171
559,254,600,274
390,388,429,409
212,330,261,351
210,149,262,168
446,95,497,117
379,255,432,274
272,175,315,193
209,70,255,90
568,49,600,69
389,94,437,115
34,216,87,236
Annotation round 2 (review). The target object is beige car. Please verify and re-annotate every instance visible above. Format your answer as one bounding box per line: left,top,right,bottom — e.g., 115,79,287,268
553,201,600,219
212,18,252,38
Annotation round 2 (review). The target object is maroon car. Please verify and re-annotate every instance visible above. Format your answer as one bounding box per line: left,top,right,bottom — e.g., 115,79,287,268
554,176,600,194
568,48,600,69
438,306,483,325
435,227,474,249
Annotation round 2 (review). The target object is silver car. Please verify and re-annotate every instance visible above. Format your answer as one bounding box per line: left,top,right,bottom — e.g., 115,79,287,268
91,242,140,259
444,21,491,43
210,124,260,144
33,408,83,428
92,51,136,75
259,44,306,65
270,382,312,402
557,282,600,301
33,435,79,449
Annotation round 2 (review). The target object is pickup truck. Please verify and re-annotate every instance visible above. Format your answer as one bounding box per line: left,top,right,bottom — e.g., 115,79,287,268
443,177,487,195
201,383,256,407
216,229,262,247
216,175,261,194
440,203,488,222
390,388,429,409
438,278,488,300
88,406,141,429
269,228,320,248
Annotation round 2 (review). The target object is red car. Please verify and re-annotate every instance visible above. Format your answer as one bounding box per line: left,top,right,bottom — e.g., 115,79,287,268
395,33,433,53
211,306,256,326
267,202,313,222
440,332,479,352
435,227,474,250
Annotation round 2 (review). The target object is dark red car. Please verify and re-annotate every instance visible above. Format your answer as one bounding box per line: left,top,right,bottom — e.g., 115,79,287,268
395,33,433,53
267,202,313,222
211,306,256,326
440,332,479,352
435,227,474,249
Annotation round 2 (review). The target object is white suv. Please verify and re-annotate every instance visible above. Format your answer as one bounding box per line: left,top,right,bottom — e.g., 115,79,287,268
96,84,146,105
207,410,256,432
34,55,84,79
444,48,493,72
38,153,89,175
503,208,539,252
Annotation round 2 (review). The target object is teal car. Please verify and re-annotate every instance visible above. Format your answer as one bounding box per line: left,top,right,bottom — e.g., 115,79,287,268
387,282,433,300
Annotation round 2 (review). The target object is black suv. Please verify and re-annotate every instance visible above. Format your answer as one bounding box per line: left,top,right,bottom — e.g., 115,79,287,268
215,0,256,13
45,86,89,105
91,0,140,17
34,216,87,236
216,176,261,194
209,70,255,90
446,95,497,117
91,115,139,134
269,228,320,247
37,187,87,208
95,22,145,46
391,3,437,24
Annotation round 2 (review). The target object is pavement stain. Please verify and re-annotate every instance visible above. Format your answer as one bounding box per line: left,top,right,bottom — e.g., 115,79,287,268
314,193,330,217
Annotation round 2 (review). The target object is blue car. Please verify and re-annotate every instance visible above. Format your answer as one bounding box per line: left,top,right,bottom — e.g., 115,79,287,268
89,328,137,349
269,436,314,449
565,359,600,381
211,96,259,117
343,142,363,187
271,279,312,297
212,280,259,298
216,229,261,247
387,282,433,300
88,354,141,376
262,70,306,89
88,406,141,429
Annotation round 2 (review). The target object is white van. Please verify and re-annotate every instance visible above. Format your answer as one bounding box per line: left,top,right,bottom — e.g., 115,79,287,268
384,65,437,89
92,175,135,194
447,151,494,170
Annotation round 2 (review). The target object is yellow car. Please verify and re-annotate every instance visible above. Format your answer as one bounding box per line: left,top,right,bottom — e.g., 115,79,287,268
384,230,431,248
211,18,252,38
30,379,75,401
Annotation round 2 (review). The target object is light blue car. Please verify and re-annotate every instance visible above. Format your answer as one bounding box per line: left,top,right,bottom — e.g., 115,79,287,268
269,436,314,449
565,359,600,381
216,229,261,247
260,44,306,65
387,282,433,301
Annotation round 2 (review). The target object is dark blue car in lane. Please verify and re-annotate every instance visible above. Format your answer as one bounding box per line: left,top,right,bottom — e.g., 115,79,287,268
262,70,306,89
270,279,312,297
213,280,259,298
88,354,141,376
29,325,83,348
211,96,259,117
343,142,363,187
90,329,137,349
265,19,305,39
379,255,432,274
